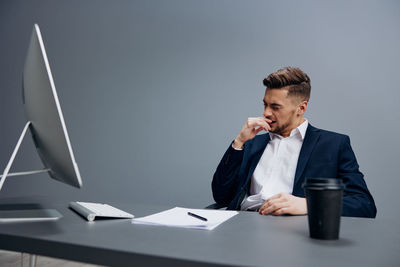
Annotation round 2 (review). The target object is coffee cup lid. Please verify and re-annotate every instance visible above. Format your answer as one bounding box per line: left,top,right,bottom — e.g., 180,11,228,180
302,177,345,190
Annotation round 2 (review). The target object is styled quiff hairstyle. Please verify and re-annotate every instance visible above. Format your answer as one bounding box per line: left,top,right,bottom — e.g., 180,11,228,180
263,67,311,101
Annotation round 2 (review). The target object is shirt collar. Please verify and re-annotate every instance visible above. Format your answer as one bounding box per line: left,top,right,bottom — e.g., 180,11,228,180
269,119,308,140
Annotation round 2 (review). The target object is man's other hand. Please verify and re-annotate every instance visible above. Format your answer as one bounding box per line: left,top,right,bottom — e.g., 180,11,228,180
258,193,307,216
233,117,272,149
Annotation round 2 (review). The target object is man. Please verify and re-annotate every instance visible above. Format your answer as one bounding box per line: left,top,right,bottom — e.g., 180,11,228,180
212,67,376,218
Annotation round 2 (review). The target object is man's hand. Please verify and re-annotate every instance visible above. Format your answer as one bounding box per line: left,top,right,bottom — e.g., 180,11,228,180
258,193,307,216
233,117,272,149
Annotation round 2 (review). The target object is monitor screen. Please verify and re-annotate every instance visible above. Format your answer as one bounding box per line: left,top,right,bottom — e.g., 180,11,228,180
22,24,82,188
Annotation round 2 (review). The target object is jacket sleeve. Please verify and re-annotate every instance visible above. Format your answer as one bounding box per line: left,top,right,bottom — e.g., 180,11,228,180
212,143,244,207
338,135,377,218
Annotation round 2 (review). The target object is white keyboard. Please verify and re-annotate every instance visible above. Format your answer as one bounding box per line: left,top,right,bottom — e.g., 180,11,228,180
69,201,134,222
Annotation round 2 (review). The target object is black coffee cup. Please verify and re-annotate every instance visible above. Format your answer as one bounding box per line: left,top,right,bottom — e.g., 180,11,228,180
302,178,345,240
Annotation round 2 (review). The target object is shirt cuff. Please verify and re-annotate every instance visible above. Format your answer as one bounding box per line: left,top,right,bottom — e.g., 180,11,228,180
231,143,243,151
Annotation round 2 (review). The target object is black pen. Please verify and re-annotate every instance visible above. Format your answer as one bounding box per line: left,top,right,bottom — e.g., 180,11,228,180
187,212,208,221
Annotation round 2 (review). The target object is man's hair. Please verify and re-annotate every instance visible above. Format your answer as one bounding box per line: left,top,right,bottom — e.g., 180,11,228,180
263,67,311,101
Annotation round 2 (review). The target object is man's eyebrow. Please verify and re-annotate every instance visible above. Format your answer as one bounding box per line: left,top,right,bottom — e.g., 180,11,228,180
270,103,282,107
263,101,282,107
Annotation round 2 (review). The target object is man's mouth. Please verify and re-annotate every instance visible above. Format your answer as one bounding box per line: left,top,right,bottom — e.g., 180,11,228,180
270,121,277,125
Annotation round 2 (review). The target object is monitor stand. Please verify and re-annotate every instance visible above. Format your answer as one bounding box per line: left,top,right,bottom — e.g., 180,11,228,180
0,121,62,222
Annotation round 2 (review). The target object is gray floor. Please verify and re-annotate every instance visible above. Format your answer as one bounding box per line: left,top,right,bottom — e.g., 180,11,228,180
0,250,104,267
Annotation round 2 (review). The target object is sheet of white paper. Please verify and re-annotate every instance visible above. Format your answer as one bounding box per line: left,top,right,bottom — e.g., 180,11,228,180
132,207,238,230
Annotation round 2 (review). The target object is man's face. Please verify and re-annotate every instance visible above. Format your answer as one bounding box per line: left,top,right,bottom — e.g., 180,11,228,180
263,88,306,137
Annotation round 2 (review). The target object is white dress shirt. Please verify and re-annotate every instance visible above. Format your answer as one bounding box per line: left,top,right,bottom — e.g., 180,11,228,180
240,120,308,211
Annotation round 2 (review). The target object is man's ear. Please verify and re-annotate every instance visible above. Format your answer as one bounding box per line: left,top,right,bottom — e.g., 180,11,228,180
298,101,308,115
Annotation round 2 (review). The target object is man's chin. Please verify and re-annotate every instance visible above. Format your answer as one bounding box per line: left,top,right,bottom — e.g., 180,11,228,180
269,123,277,131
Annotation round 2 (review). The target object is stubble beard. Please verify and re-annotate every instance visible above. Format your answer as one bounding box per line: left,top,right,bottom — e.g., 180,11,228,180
270,122,291,136
269,111,299,136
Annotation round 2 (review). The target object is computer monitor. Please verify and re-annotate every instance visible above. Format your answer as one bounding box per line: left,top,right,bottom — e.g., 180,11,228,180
0,24,82,221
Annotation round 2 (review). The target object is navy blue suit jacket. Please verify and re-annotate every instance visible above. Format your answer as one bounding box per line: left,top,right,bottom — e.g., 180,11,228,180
212,124,377,218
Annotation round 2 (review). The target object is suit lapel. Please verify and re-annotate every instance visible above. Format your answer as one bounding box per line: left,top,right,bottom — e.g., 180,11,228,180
245,134,270,187
293,124,321,187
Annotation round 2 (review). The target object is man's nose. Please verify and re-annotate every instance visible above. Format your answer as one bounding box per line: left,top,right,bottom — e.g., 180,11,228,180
264,107,272,118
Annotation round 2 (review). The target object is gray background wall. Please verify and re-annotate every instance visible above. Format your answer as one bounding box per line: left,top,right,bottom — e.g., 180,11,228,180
0,0,399,219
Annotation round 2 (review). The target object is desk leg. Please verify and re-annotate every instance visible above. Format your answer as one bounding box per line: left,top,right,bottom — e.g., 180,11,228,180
21,253,37,267
29,254,37,267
